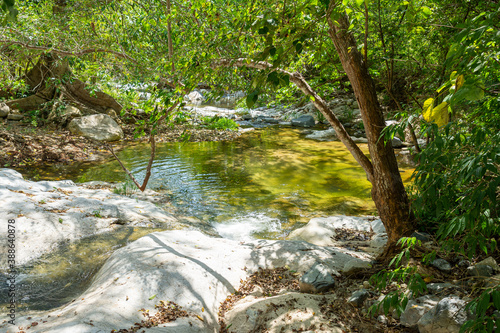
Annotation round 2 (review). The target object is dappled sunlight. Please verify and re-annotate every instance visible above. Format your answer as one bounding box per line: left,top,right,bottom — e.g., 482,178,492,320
17,128,414,242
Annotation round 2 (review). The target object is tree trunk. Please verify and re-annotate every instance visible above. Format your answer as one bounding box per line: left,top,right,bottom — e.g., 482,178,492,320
327,12,415,251
6,53,122,114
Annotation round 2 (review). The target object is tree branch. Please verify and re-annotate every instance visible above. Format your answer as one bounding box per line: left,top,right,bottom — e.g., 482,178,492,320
212,58,374,182
0,40,137,63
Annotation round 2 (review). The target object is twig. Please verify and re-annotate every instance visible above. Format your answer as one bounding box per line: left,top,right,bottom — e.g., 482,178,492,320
0,40,137,63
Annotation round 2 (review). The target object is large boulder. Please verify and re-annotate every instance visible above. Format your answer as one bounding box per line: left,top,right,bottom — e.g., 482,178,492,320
291,114,316,127
2,230,359,333
0,168,179,269
417,297,471,333
68,114,123,141
224,292,344,333
185,90,204,104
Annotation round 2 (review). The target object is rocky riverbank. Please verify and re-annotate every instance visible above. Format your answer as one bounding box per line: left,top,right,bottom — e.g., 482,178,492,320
1,169,492,333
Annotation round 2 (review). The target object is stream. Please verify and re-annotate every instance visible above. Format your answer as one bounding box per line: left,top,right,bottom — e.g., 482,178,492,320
4,125,414,314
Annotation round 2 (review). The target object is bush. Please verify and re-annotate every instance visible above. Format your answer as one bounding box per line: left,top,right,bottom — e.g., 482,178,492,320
200,115,239,130
410,98,500,259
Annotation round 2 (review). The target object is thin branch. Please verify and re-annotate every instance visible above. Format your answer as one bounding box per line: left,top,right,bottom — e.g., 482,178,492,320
0,40,137,63
107,143,144,190
105,102,180,192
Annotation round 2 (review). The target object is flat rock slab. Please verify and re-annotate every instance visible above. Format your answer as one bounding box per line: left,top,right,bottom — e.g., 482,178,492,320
288,215,386,256
225,292,344,333
0,168,180,268
2,230,362,333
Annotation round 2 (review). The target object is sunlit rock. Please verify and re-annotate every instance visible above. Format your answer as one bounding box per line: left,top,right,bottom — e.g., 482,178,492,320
68,114,123,141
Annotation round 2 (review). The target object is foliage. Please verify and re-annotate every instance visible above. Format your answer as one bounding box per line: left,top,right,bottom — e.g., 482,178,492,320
461,287,500,333
113,180,136,196
369,237,427,317
411,104,500,258
199,115,239,131
1,0,17,25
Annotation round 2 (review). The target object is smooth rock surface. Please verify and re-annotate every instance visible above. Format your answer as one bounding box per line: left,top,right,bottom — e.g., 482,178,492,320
68,114,123,141
288,216,386,256
347,289,370,307
2,230,359,333
291,114,316,127
432,258,452,273
392,137,404,148
400,295,440,328
299,262,336,293
225,292,344,333
0,168,179,268
0,102,9,117
305,128,337,141
427,283,455,295
417,297,471,333
7,110,23,120
186,90,204,103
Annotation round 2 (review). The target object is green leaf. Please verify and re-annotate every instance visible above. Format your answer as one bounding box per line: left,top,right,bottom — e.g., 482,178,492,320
149,294,157,300
295,42,303,54
421,6,432,16
246,91,259,108
492,290,500,309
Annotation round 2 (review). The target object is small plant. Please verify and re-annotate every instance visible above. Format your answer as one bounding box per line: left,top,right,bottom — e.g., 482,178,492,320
92,209,102,218
200,115,239,130
39,200,46,204
369,237,427,317
113,179,136,196
58,218,63,224
315,109,326,123
173,111,191,124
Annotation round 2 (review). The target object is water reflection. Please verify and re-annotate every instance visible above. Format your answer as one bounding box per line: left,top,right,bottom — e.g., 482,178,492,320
18,127,414,240
0,227,167,314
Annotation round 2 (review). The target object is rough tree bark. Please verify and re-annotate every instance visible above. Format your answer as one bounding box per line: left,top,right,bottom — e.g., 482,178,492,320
326,8,415,252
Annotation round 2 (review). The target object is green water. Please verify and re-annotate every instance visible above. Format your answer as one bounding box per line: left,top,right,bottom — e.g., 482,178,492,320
0,227,167,314
20,127,414,240
9,127,413,313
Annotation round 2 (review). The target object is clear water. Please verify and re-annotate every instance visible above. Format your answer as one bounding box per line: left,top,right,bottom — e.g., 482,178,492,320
9,126,413,313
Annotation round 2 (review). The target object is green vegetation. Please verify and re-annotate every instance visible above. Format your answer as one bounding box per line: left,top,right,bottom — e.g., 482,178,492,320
200,115,239,131
1,0,499,330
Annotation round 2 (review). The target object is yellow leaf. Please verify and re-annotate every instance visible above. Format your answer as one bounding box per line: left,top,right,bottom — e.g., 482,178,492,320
423,100,449,127
422,98,434,122
456,74,465,91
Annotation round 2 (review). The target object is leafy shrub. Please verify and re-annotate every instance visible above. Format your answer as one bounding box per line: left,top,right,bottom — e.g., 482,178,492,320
411,111,500,258
200,115,239,130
